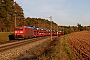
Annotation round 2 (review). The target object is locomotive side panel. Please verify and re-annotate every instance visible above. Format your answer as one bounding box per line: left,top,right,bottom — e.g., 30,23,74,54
14,26,34,39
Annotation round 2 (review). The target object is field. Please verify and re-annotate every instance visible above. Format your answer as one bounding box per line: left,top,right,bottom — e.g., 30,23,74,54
67,31,90,60
0,32,13,42
36,31,90,60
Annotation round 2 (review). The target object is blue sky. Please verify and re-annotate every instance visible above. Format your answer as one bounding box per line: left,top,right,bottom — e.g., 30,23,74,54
14,0,90,26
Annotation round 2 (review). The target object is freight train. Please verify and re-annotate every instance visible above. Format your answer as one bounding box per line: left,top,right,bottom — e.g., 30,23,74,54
14,26,64,39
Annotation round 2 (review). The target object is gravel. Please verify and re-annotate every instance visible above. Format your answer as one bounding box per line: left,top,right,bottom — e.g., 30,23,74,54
0,37,53,60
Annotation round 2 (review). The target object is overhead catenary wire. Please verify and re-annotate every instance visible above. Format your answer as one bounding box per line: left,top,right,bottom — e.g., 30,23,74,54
15,1,51,20
23,8,40,18
15,1,40,18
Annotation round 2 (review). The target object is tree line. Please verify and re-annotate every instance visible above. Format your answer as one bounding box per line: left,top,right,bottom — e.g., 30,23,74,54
0,0,90,34
0,0,24,32
0,0,58,32
59,23,90,34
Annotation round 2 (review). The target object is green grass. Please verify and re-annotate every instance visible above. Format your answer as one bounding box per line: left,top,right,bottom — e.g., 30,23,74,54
0,32,13,42
62,35,73,60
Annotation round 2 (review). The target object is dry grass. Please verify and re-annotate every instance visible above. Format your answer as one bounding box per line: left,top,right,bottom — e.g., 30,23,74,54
0,32,13,42
38,37,61,60
37,36,74,60
61,35,74,60
16,36,75,60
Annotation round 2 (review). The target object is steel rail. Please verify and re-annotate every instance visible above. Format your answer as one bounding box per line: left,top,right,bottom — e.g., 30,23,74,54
0,37,47,52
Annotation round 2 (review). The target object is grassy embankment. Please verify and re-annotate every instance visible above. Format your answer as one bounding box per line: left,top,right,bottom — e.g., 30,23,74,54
62,35,73,60
37,35,74,60
0,32,13,42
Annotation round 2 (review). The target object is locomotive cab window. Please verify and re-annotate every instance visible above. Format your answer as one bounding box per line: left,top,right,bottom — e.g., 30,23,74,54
15,28,23,30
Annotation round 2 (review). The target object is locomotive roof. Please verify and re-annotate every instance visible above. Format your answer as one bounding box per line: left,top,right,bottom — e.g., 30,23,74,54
26,26,34,28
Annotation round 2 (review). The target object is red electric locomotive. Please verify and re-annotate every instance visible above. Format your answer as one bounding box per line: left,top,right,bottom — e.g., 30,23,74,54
14,26,34,39
14,25,64,39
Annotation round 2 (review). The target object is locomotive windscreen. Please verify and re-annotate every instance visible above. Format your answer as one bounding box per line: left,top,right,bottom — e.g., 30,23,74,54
15,27,23,30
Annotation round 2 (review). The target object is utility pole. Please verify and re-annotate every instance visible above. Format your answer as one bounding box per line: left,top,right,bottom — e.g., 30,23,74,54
15,15,16,26
57,24,58,40
13,2,16,27
50,16,52,41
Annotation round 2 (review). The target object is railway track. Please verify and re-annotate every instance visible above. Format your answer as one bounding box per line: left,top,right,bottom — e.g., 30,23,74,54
0,37,48,52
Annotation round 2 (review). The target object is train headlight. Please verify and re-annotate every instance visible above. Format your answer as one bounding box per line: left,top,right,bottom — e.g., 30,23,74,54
15,31,17,33
20,31,23,33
